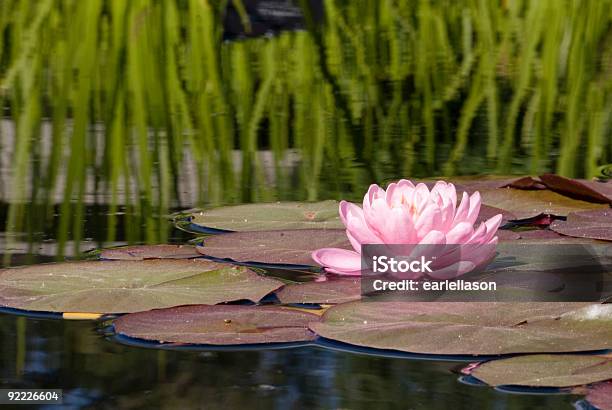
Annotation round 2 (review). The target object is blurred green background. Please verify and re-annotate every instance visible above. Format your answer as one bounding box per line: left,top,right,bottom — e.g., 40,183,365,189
0,0,611,254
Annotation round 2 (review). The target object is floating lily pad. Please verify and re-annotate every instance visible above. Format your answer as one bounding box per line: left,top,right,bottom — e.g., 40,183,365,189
447,176,545,193
497,230,521,241
477,204,516,227
539,174,612,204
113,305,319,345
485,242,612,292
550,209,612,241
197,229,351,267
309,302,612,355
505,176,547,190
276,277,361,304
469,354,612,387
515,229,565,240
505,235,604,245
99,245,200,260
0,260,282,314
581,381,612,410
189,201,343,232
479,188,607,219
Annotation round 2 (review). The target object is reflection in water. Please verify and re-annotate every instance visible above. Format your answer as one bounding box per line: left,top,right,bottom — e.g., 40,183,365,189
0,314,579,409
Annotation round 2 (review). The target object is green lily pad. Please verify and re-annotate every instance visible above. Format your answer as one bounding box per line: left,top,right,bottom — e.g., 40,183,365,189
470,354,612,387
0,260,283,314
196,229,352,267
276,277,362,305
113,305,319,345
539,174,612,204
100,245,200,260
479,188,607,219
309,302,612,355
189,201,343,232
550,209,612,241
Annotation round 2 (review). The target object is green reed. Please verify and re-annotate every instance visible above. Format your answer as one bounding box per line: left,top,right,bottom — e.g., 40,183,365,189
0,0,610,253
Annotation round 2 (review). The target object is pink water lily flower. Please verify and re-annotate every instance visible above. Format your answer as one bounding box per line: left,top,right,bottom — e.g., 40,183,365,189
311,180,502,277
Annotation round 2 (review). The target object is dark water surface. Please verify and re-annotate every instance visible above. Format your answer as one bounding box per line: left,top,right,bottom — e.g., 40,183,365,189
0,312,581,410
0,209,585,410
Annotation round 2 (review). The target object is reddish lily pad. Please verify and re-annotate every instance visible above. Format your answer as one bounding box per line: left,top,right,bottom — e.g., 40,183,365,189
497,230,521,241
505,176,547,190
469,354,612,387
276,277,362,304
491,241,612,273
197,229,352,267
0,260,283,314
189,201,343,232
309,302,612,355
581,381,612,410
100,245,200,260
539,174,612,204
479,188,607,219
449,176,544,193
113,305,319,345
550,209,612,241
476,204,516,227
516,229,565,240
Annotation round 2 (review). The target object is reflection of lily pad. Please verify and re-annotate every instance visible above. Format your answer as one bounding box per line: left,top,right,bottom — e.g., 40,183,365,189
479,188,607,219
197,229,351,267
309,302,612,355
470,354,612,387
0,260,282,314
550,209,612,241
539,174,612,204
189,201,343,232
100,245,200,260
113,305,319,345
276,277,361,304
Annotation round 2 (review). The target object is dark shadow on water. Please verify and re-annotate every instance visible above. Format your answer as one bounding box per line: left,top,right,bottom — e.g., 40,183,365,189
0,313,588,409
109,332,315,353
0,307,63,320
314,337,503,363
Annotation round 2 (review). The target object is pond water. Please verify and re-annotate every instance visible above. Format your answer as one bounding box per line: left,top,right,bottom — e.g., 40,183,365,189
0,312,584,409
0,204,594,409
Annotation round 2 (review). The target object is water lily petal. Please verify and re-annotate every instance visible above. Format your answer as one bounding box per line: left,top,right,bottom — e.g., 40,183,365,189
415,204,442,239
466,191,482,225
311,248,362,275
482,214,503,243
445,221,474,244
452,191,470,226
